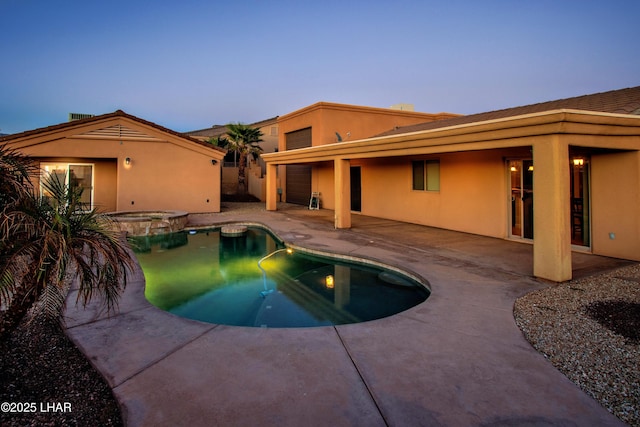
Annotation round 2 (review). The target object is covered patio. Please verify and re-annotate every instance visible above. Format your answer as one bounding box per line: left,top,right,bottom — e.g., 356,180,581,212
263,110,640,282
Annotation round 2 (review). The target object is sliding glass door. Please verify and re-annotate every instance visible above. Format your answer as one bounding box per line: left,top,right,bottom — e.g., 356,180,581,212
41,163,94,209
508,159,534,239
570,158,590,247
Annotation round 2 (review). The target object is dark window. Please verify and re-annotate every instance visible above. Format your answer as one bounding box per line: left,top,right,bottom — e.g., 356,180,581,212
285,127,312,150
412,161,425,190
412,160,440,191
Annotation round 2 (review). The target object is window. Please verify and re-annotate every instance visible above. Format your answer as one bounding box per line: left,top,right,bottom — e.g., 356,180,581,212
412,160,440,191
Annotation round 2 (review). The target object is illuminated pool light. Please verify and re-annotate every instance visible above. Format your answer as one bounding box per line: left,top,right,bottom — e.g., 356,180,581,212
325,275,335,289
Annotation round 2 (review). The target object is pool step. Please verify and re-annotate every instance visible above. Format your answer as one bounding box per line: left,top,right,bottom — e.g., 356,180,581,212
221,225,247,237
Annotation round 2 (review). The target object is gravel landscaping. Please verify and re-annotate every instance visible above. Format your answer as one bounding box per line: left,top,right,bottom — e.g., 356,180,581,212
0,317,122,427
514,263,640,426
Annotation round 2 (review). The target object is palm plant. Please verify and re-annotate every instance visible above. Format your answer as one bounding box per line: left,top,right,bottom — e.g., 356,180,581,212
206,135,229,148
0,146,135,337
0,143,37,210
225,123,264,194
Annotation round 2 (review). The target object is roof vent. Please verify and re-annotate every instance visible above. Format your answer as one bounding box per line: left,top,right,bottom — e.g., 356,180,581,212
68,113,94,121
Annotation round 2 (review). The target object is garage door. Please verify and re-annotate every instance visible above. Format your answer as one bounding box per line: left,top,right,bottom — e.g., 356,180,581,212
286,165,312,205
285,128,312,205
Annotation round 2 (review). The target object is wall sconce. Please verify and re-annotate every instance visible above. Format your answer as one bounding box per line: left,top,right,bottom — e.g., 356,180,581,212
125,157,131,166
573,158,584,166
211,159,218,165
325,275,335,289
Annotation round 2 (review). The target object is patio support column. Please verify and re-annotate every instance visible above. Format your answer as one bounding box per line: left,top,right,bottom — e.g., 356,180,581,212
532,136,572,282
334,158,351,229
266,163,278,211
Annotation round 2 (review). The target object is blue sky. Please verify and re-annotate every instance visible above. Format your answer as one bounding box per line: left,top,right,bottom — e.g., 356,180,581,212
1,0,639,134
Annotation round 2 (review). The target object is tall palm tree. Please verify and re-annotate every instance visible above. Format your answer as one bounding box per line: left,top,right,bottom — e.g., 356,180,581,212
0,145,135,337
225,123,264,194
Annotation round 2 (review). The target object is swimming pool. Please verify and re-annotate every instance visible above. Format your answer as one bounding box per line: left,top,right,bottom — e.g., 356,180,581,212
131,226,429,328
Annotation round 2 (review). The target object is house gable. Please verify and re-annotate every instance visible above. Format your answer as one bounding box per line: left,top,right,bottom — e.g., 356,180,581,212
2,110,225,159
2,110,225,213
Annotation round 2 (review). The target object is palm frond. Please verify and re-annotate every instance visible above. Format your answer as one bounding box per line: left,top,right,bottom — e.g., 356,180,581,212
36,275,68,322
0,143,37,208
0,266,16,309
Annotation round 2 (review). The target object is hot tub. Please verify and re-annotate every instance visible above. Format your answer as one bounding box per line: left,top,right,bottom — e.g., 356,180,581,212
107,211,189,237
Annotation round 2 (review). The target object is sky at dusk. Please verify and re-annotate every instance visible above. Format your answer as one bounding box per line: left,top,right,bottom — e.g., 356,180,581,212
1,0,639,135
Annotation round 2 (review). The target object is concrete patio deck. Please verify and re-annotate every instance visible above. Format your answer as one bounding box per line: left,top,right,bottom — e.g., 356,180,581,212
64,203,632,426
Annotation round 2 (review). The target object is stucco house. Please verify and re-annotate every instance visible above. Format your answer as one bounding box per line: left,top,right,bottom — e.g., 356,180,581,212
272,102,460,205
263,87,640,282
186,117,280,200
1,110,226,213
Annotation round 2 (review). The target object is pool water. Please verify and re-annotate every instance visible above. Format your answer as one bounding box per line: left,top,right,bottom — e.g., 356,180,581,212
131,227,429,328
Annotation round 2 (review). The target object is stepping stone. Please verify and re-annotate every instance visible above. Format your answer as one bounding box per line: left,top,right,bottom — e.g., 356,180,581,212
221,225,247,237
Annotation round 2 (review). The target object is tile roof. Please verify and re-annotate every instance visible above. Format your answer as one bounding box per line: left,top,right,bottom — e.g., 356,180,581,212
378,86,640,137
184,116,279,138
0,110,225,153
184,125,228,138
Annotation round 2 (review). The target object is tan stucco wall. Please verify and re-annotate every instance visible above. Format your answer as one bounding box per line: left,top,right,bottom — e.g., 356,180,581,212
10,117,225,213
95,160,118,212
115,140,221,212
221,166,239,196
276,103,460,204
316,163,335,209
277,102,459,150
591,150,640,260
312,148,531,237
258,122,279,155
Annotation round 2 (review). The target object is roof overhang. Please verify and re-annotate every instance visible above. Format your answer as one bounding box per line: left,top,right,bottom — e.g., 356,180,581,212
277,101,460,123
2,110,226,159
263,109,640,165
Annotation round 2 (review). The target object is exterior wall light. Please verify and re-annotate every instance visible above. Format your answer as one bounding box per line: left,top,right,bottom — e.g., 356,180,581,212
125,157,131,166
211,159,218,165
573,158,584,166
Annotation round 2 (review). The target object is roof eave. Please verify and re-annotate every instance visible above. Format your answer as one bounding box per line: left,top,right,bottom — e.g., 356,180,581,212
263,109,640,163
1,110,226,155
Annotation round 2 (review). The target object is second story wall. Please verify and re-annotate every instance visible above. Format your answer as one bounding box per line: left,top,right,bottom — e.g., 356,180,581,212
277,102,460,150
